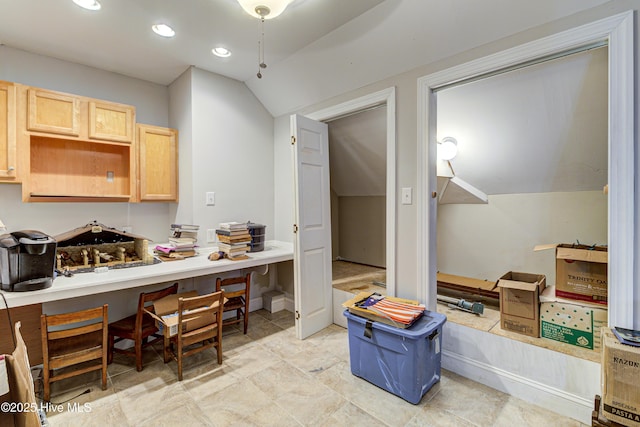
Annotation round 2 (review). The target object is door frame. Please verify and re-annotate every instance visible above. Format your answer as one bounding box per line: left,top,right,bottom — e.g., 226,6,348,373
307,87,397,296
417,12,634,327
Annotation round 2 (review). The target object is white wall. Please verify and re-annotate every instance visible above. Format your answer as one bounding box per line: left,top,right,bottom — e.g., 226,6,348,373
437,191,608,284
338,196,385,267
181,67,275,244
0,46,172,242
168,68,194,228
269,4,635,422
0,47,277,249
0,46,168,125
273,1,638,302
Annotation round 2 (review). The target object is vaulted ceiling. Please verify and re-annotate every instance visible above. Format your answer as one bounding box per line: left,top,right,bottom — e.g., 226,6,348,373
0,0,610,199
0,0,609,117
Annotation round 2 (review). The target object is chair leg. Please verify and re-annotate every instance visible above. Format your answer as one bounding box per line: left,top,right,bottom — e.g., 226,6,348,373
217,327,223,365
177,341,183,381
101,359,108,391
135,338,143,372
43,368,50,402
163,335,170,363
243,308,249,334
107,334,112,364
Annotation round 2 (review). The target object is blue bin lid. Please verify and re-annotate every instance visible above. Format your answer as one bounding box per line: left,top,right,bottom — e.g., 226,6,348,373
344,309,446,339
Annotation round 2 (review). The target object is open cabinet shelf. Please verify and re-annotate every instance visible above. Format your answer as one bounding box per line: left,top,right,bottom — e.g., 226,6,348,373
25,135,133,202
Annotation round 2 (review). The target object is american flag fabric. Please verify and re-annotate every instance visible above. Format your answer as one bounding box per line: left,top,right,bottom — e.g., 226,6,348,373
362,297,425,325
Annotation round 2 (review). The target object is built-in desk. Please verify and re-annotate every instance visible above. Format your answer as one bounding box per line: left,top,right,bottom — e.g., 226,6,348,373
0,241,293,364
1,241,293,308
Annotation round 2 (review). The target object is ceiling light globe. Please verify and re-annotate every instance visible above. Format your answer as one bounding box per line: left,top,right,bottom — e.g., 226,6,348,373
72,0,101,11
438,137,458,161
237,0,293,19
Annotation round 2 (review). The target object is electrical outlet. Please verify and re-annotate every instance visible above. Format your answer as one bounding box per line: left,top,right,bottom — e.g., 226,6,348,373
402,187,412,205
206,229,216,243
206,192,215,206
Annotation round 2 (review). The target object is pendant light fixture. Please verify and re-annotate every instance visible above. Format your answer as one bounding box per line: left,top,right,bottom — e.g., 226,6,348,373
237,1,294,78
236,1,293,19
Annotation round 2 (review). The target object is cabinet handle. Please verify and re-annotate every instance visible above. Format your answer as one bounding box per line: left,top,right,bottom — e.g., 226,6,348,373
7,166,14,171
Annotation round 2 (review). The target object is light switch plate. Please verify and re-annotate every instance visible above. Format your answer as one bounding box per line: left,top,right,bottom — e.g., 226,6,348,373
206,192,215,206
402,187,412,205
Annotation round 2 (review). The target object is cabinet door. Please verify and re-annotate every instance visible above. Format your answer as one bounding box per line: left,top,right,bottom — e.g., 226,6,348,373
27,89,81,136
0,81,17,180
138,124,178,201
89,101,134,143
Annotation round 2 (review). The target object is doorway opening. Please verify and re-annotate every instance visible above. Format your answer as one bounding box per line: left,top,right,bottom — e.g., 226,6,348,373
327,105,387,299
306,87,396,325
435,45,608,312
414,11,633,421
417,12,634,329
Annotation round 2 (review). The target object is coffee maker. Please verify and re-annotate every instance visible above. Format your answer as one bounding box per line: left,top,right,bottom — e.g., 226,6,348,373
0,230,57,292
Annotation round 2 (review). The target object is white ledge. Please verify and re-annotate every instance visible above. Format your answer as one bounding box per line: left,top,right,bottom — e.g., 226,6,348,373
1,241,293,308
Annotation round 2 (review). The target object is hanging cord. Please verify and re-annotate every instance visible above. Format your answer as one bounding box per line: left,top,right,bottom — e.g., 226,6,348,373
256,17,267,78
1,292,16,348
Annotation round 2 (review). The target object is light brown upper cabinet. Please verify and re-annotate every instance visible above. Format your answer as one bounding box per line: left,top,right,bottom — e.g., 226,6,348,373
89,101,134,143
137,124,178,202
20,86,136,202
27,88,81,137
0,81,17,181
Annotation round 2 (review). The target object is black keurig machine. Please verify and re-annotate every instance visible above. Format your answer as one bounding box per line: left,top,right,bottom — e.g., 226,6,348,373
0,230,57,292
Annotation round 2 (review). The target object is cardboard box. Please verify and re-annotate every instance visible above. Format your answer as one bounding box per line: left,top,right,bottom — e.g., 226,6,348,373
150,291,215,338
539,286,607,351
497,272,546,337
535,243,608,305
601,328,640,426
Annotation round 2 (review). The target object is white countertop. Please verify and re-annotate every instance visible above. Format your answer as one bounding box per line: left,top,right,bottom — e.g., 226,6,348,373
0,241,293,308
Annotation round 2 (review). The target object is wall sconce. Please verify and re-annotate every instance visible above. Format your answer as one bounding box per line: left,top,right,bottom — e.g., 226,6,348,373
438,137,458,161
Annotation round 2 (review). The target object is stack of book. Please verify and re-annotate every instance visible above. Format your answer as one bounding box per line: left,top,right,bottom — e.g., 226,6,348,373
216,222,251,260
154,223,199,259
169,223,199,249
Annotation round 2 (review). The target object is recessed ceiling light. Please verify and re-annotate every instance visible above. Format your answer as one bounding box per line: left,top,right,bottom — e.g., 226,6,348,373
152,24,175,38
72,0,101,11
212,47,231,58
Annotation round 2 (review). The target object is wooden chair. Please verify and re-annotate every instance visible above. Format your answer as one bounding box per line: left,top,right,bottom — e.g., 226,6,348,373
40,304,108,402
215,273,251,334
107,282,178,371
164,291,224,381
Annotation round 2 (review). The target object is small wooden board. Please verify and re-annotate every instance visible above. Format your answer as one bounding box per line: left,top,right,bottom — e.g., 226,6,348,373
437,272,499,300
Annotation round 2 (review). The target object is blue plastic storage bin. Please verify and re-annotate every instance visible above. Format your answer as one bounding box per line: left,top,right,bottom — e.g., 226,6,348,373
343,309,446,404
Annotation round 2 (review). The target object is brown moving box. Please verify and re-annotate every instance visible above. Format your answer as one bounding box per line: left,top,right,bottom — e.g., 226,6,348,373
539,286,607,351
497,272,546,338
147,291,218,338
601,328,640,426
535,243,607,305
0,322,41,427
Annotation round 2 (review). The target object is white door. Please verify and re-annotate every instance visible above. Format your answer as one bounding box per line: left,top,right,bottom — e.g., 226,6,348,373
291,114,333,339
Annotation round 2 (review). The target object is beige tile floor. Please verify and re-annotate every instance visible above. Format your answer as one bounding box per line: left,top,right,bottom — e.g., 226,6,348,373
41,309,588,427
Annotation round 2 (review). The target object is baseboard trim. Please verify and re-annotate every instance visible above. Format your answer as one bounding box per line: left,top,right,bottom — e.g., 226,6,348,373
442,348,593,424
284,296,295,312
